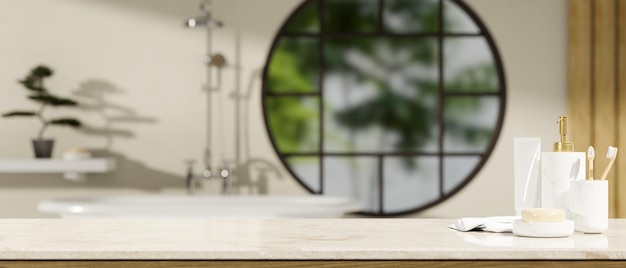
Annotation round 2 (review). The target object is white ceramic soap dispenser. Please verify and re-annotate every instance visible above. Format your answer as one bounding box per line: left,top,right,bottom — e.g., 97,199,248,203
541,116,585,218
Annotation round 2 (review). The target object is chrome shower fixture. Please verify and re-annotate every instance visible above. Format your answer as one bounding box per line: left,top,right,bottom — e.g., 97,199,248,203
205,53,227,68
202,53,227,92
183,0,232,195
185,17,224,28
184,0,224,29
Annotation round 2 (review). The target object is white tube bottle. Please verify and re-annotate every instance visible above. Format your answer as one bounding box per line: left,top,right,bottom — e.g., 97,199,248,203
541,116,585,219
513,137,542,216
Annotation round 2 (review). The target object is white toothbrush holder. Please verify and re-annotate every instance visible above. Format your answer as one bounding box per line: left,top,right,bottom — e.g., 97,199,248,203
568,180,608,233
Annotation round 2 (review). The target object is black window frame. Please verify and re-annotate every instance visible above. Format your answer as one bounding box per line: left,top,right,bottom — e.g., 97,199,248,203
261,0,507,216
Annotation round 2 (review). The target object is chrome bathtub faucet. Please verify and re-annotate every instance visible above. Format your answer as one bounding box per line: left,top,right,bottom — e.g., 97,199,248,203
185,160,198,195
184,160,231,195
219,167,231,195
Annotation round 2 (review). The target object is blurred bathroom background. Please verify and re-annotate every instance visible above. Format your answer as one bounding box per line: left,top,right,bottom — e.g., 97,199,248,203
0,0,567,218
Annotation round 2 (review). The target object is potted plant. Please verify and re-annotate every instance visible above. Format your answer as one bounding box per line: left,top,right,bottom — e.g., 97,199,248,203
2,65,82,158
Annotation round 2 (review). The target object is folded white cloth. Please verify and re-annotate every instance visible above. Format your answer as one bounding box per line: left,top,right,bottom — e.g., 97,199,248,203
448,216,519,233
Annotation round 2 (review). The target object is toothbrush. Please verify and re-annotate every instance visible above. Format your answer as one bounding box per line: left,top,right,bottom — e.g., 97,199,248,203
599,146,618,181
587,146,595,180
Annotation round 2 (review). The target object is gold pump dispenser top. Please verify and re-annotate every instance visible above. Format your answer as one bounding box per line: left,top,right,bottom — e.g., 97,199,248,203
554,115,574,152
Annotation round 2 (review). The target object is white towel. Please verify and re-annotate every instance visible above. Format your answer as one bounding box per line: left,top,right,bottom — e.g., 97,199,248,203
448,216,519,233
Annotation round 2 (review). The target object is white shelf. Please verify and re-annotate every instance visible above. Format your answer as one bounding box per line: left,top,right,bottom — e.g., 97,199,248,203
0,158,116,180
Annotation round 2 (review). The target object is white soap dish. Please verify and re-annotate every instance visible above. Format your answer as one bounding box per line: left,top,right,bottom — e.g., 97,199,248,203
512,219,574,238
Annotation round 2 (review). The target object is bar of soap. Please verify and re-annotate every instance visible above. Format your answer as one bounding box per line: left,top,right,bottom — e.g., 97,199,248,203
521,208,564,223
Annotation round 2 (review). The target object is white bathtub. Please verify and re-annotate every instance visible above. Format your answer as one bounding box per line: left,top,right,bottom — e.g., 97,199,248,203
38,195,362,219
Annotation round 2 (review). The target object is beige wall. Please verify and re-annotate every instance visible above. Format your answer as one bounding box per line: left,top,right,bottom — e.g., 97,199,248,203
0,0,566,218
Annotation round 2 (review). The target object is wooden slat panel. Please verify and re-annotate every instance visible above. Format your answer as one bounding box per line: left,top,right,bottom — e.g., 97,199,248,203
617,0,626,217
568,0,593,159
593,0,618,217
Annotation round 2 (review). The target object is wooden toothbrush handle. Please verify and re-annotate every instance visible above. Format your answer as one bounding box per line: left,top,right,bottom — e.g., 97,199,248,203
600,157,616,181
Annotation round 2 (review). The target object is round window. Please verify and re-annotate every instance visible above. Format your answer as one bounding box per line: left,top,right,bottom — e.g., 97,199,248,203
262,0,506,215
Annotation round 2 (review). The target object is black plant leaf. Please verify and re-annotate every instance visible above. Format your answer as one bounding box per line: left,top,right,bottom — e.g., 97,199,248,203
49,118,81,128
2,111,37,117
4,65,84,139
31,66,54,78
18,76,46,92
28,95,78,106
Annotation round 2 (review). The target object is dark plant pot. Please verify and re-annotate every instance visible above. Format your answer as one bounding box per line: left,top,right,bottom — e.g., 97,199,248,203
32,139,54,158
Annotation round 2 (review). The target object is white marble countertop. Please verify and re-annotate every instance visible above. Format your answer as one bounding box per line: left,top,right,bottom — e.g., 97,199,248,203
0,218,625,260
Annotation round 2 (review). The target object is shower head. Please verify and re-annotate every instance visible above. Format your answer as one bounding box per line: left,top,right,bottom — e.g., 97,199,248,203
185,16,224,28
205,53,227,68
